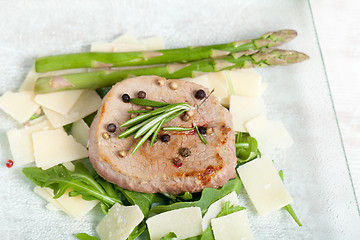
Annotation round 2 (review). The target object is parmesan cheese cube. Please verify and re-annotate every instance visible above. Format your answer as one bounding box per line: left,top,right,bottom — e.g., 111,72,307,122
141,36,165,50
112,43,146,52
146,207,202,240
34,186,64,212
207,72,230,106
202,191,239,231
229,95,266,132
211,210,254,240
71,119,90,147
43,90,101,128
32,128,88,170
20,65,38,92
112,32,140,44
183,74,211,90
228,69,262,97
7,120,53,166
34,90,83,115
91,42,146,52
0,91,40,123
35,187,99,218
245,115,293,156
51,188,99,219
96,203,144,240
63,161,75,172
236,156,293,215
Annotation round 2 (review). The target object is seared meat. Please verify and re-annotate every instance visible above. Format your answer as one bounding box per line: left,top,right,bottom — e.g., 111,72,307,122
88,76,236,194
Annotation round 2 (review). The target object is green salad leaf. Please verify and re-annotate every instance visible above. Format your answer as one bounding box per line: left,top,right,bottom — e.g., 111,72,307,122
216,201,245,218
22,162,122,209
75,233,98,240
150,176,242,215
160,232,178,240
278,170,302,227
235,132,260,164
116,187,155,217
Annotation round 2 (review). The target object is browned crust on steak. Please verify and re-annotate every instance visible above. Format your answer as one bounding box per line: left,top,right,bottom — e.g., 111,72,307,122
88,76,236,194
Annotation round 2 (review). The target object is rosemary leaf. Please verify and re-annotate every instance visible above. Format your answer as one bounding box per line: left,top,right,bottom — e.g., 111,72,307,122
129,98,168,107
150,119,165,147
195,125,208,144
131,123,160,154
128,110,151,113
163,127,194,131
120,112,152,127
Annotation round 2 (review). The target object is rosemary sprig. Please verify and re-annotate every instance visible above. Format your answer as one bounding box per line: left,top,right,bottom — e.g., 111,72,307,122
118,98,193,154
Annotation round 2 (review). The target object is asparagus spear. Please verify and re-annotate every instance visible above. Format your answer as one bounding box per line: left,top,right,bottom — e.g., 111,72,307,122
34,49,309,93
35,30,297,73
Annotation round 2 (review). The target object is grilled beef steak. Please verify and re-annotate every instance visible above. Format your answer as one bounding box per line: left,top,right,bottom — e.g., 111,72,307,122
88,76,236,194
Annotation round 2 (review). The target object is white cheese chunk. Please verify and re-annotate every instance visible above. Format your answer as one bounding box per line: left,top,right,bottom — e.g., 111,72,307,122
96,203,144,240
43,90,101,128
63,161,75,172
35,186,99,218
228,69,262,97
34,186,65,212
91,42,146,52
140,36,165,50
20,65,38,92
245,115,293,156
0,91,40,123
236,156,293,215
51,188,99,219
211,210,254,240
46,203,61,212
32,128,88,170
7,120,53,166
202,191,239,231
183,74,211,90
146,207,202,240
206,72,230,106
71,119,90,147
229,95,266,132
34,90,83,115
112,32,140,44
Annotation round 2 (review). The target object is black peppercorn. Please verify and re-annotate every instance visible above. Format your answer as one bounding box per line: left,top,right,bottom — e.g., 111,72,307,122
180,148,191,157
106,123,117,133
122,93,130,102
161,134,170,142
137,91,146,99
198,126,207,135
195,89,206,99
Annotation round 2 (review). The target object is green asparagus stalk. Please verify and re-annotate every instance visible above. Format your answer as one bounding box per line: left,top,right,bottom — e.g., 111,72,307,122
35,30,297,73
34,49,309,93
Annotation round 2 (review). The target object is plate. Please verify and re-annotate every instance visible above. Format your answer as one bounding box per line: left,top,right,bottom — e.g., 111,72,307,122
0,0,359,239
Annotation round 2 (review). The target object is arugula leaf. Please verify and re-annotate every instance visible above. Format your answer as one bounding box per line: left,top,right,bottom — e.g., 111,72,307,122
83,112,97,127
200,226,215,240
216,201,245,218
22,163,122,208
160,232,202,240
96,87,112,98
278,170,302,227
127,221,147,240
117,187,155,217
63,123,73,135
160,232,177,240
151,176,242,215
235,132,259,164
75,233,98,240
